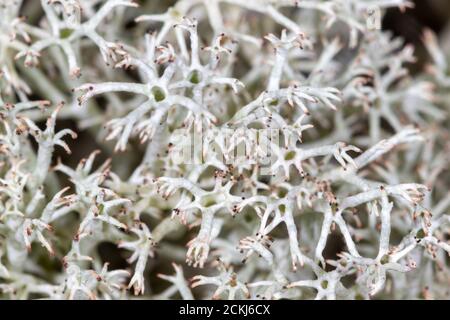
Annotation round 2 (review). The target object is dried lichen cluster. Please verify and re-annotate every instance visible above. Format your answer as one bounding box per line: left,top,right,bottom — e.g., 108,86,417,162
0,0,449,300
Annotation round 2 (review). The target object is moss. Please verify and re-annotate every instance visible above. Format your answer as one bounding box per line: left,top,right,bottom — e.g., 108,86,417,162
284,151,296,160
277,189,288,198
152,86,166,102
331,202,339,214
355,293,365,300
416,228,426,240
60,28,74,39
188,70,202,84
380,254,390,265
97,203,104,216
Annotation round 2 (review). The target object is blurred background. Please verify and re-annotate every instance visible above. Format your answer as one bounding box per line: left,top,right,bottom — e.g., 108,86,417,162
384,0,450,71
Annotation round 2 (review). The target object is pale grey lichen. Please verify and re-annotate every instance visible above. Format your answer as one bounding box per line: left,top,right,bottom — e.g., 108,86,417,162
0,0,449,300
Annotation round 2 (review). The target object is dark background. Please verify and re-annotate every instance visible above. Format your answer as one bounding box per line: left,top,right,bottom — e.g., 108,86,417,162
383,0,450,70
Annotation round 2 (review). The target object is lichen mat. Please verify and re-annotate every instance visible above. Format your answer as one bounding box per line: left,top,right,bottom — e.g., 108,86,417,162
0,0,449,300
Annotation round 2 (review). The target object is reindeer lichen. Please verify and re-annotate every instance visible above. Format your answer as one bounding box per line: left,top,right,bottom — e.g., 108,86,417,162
0,0,449,300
